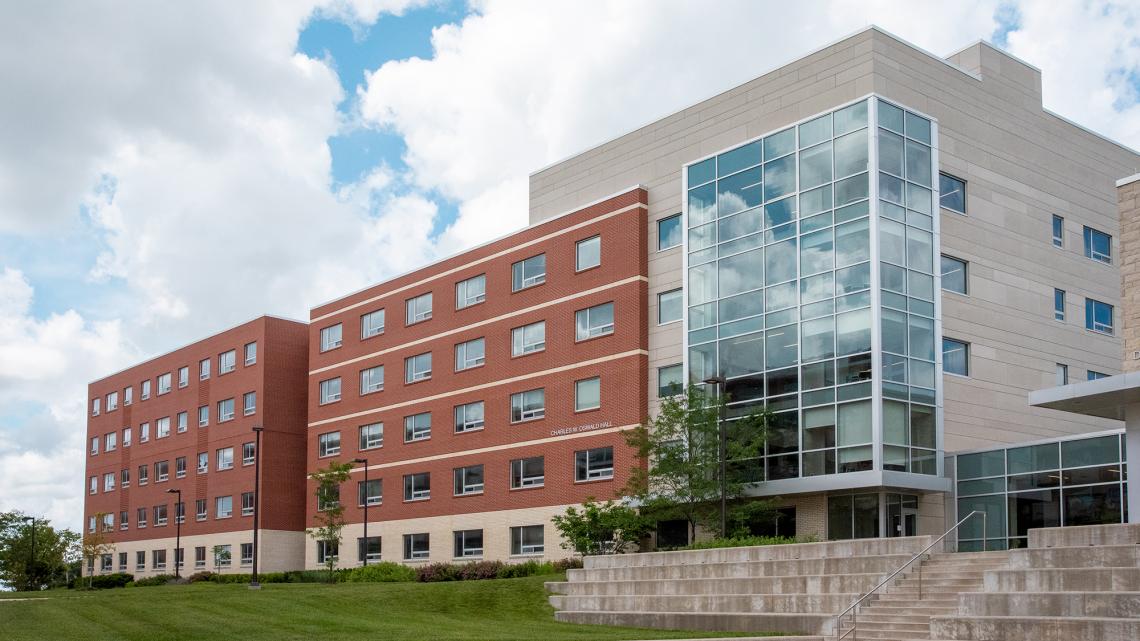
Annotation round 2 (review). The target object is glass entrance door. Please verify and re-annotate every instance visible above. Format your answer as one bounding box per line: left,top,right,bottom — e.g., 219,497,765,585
887,493,919,537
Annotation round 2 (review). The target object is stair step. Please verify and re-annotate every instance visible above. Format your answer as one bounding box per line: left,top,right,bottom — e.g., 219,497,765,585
554,610,832,635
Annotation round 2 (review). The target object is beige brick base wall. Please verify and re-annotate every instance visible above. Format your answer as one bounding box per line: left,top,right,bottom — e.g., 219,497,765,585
85,529,305,577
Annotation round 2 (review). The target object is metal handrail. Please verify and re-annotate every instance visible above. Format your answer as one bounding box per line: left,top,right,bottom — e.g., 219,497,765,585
834,510,986,641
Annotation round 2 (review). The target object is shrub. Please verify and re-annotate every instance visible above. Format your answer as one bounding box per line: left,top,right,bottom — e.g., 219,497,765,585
456,561,503,581
133,574,176,587
187,571,215,583
680,534,818,550
552,558,583,572
80,573,134,590
344,563,416,583
415,562,461,582
495,560,555,579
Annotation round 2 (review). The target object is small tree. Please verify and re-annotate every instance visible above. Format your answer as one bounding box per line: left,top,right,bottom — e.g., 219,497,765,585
553,498,651,556
625,385,772,541
307,461,352,582
80,513,115,589
0,511,80,591
212,545,231,574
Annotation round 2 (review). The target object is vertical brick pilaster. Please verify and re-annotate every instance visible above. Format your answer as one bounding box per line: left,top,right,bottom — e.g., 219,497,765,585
1119,176,1140,371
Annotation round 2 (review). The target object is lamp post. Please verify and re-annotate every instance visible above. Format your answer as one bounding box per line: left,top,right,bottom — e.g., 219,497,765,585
21,516,35,591
250,426,263,589
352,458,369,566
703,375,728,538
164,489,182,579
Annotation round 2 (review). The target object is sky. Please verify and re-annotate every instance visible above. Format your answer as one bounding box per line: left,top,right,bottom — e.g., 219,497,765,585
1,0,1139,533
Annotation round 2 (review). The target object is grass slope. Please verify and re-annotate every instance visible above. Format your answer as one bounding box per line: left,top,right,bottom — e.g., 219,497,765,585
0,575,730,641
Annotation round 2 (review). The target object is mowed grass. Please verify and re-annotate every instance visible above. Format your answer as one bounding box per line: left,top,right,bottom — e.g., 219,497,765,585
0,575,734,641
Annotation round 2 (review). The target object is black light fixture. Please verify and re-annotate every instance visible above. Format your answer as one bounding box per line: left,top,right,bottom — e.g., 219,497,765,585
21,516,36,591
250,426,263,589
164,489,182,579
352,458,369,566
703,375,728,538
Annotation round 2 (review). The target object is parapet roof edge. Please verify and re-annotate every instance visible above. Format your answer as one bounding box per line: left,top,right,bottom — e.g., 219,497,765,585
1118,172,1140,187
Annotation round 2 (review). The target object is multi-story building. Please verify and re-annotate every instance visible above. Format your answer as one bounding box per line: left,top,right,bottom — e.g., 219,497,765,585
83,316,309,576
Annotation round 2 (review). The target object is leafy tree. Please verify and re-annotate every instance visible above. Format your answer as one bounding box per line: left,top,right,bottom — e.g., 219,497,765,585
307,461,352,582
0,511,80,591
212,545,231,574
80,512,115,589
624,385,773,541
552,498,651,556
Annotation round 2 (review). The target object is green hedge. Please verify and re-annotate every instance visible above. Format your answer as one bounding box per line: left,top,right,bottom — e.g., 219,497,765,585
131,574,176,587
679,535,818,550
73,573,133,589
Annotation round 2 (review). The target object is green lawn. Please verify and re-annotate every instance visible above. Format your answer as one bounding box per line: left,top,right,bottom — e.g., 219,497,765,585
0,575,730,641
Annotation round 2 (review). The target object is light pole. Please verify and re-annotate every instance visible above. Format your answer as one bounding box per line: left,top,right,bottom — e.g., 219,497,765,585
165,489,182,579
251,426,263,589
22,516,35,591
352,458,369,566
703,375,728,539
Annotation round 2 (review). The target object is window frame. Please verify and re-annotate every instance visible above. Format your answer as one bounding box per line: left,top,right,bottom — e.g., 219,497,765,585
575,446,614,482
511,254,546,292
657,288,683,324
1085,298,1115,335
199,358,211,380
1052,215,1064,248
575,235,601,272
575,302,615,341
406,292,433,325
942,337,970,377
511,321,546,356
1054,288,1066,322
216,447,234,471
318,431,342,458
243,391,256,415
404,352,432,383
510,388,546,423
510,456,545,489
319,324,343,352
453,529,484,559
454,337,486,371
361,309,385,339
403,472,431,502
360,365,384,395
938,172,966,214
455,274,487,309
453,464,485,496
215,496,233,519
454,401,485,433
657,213,682,251
510,525,545,556
403,533,429,560
217,398,235,423
219,350,236,374
404,412,432,443
574,376,601,412
940,255,968,296
1082,226,1112,265
319,377,342,404
359,422,384,450
244,341,257,366
358,478,382,507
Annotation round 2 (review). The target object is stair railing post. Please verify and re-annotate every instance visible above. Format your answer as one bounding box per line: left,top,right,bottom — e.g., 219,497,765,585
981,511,987,552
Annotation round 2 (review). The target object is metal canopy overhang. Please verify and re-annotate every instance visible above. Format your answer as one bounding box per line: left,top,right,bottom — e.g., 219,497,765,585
1028,372,1140,421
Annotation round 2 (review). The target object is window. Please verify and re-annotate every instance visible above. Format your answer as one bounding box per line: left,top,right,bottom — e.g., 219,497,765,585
89,437,98,456
658,214,681,250
242,442,255,466
361,309,385,338
404,413,431,442
195,546,206,567
123,386,132,406
195,499,206,521
217,398,235,422
1054,289,1066,321
658,289,682,324
511,388,546,422
198,405,209,427
154,505,168,527
941,255,968,295
454,529,484,558
216,447,234,471
106,391,118,411
152,550,167,570
406,292,433,325
240,543,253,565
178,366,189,388
511,457,545,488
1088,370,1110,381
216,495,233,519
320,324,343,351
91,398,100,416
199,358,210,380
453,465,484,495
318,431,341,457
405,352,432,383
141,379,151,400
575,447,614,481
454,401,484,433
103,472,115,492
1056,363,1069,385
510,525,545,556
658,364,683,398
118,551,127,569
175,502,185,524
575,377,601,411
100,554,113,572
359,536,382,563
138,464,149,485
120,468,129,488
511,321,546,356
939,172,966,213
155,460,169,482
242,492,255,517
88,516,96,533
455,338,485,371
197,452,208,474
316,540,338,565
244,341,256,365
403,533,429,560
576,236,601,271
156,416,171,438
105,432,117,451
320,489,341,514
1052,215,1064,248
119,513,128,532
89,476,97,494
157,373,171,395
359,422,383,450
358,479,382,506
320,377,342,404
122,427,132,448
140,421,150,442
216,349,235,374
243,391,256,415
136,509,146,528
404,472,431,501
456,274,486,309
1085,298,1114,334
214,544,233,567
360,365,384,394
512,254,546,291
135,550,146,570
102,513,113,533
1083,226,1112,264
175,456,186,478
943,338,970,376
576,302,614,340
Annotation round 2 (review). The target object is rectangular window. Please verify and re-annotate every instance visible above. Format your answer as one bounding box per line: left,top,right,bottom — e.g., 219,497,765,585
575,447,614,481
175,502,185,525
1052,215,1064,248
943,338,970,376
103,472,114,492
361,309,385,338
123,427,132,447
511,321,546,356
939,172,966,213
941,255,968,295
359,422,384,450
105,432,117,451
242,441,255,466
320,324,343,351
120,468,130,488
215,544,232,567
218,349,236,374
135,550,145,570
453,464,484,495
360,365,384,394
320,377,342,404
1083,226,1112,264
405,352,432,383
510,456,545,488
136,509,146,528
242,492,255,517
138,464,148,485
92,398,100,416
404,472,431,501
511,388,546,422
1054,289,1066,321
195,499,206,521
318,431,341,457
140,421,150,442
141,379,151,400
510,525,545,556
155,460,169,482
197,452,208,474
358,479,382,507
316,540,338,565
154,505,168,527
106,391,118,411
454,401,485,433
156,416,171,438
119,513,128,532
658,364,683,397
157,373,171,395
404,412,431,442
175,456,186,478
658,213,681,250
216,495,233,519
195,546,206,567
359,536,382,563
454,529,484,558
243,391,256,415
456,274,486,309
199,358,210,380
511,254,546,291
90,436,98,456
1088,370,1109,381
217,398,235,422
403,533,429,560
198,405,209,427
153,550,167,570
575,377,601,411
406,292,433,325
455,338,485,371
244,341,256,365
658,289,682,324
576,235,601,271
123,386,132,406
178,366,189,388
1085,298,1114,334
1056,363,1068,386
89,476,97,494
575,302,615,340
118,551,127,569
216,447,234,470
240,543,253,565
